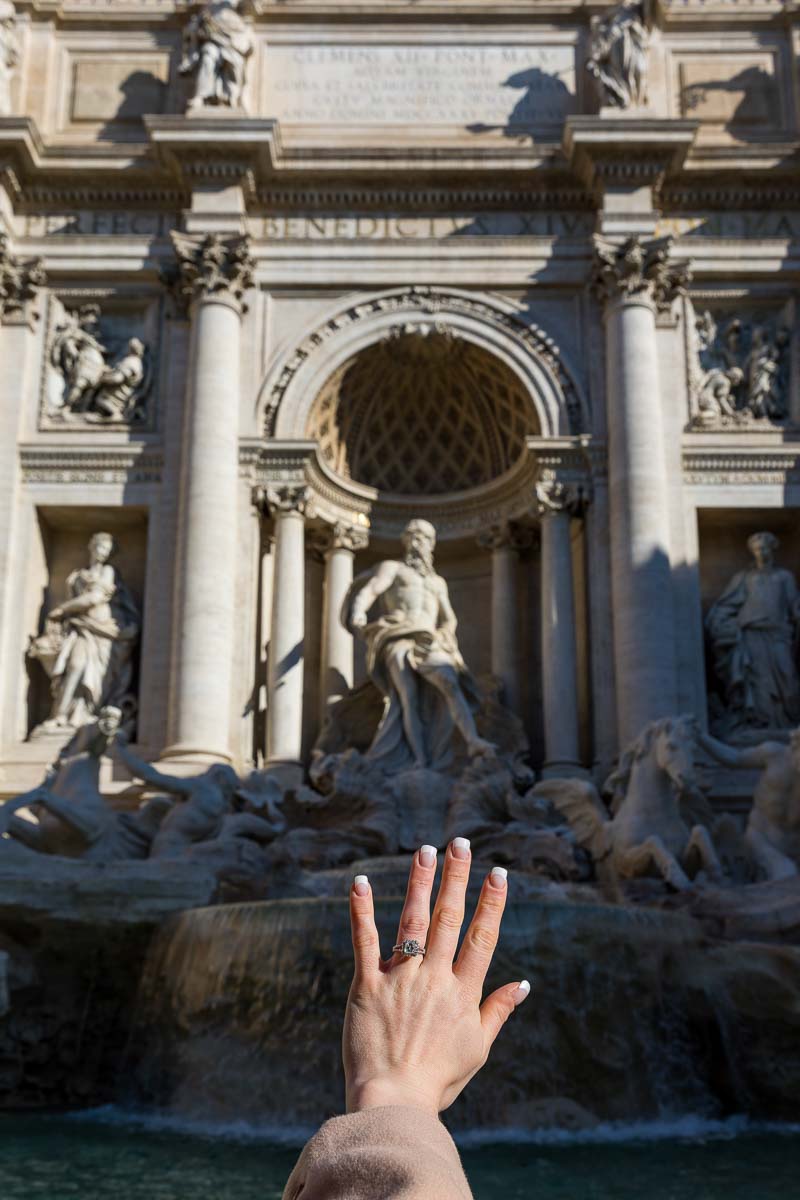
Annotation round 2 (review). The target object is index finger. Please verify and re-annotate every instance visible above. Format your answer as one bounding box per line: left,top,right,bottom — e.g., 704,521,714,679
349,874,380,982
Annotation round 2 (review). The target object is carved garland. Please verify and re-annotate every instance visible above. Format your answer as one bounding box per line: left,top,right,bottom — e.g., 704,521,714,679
263,285,586,438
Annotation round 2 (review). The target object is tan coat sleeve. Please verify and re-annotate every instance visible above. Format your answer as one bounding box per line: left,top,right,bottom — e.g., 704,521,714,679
282,1105,474,1200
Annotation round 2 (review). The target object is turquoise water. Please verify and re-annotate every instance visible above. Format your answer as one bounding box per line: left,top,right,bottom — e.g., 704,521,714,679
1,1113,799,1200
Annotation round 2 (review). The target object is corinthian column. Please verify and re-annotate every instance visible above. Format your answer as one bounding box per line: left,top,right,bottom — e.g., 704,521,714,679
536,478,585,777
318,521,369,723
592,236,689,743
266,484,310,781
0,237,45,740
164,232,254,763
477,522,530,715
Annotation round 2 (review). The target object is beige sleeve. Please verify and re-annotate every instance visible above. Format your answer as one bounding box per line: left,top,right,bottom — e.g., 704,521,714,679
281,1105,474,1200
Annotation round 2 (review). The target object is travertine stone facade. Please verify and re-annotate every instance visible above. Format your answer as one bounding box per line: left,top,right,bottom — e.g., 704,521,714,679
1,0,799,809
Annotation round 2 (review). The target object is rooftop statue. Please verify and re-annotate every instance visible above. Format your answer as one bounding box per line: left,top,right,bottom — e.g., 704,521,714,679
0,0,18,116
540,715,723,891
587,0,654,110
28,532,140,733
342,518,495,773
706,532,800,735
180,0,253,112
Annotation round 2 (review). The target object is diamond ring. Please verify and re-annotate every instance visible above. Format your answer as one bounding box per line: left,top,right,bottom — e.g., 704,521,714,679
392,938,426,958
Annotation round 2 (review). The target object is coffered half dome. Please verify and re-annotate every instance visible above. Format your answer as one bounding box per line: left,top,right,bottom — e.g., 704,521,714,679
305,329,539,497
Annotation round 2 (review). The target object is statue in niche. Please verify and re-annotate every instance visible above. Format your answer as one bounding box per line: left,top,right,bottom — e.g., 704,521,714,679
587,0,654,110
690,310,789,427
28,532,140,733
179,0,253,112
0,1,18,116
706,533,800,735
49,304,151,424
341,518,495,772
697,728,800,883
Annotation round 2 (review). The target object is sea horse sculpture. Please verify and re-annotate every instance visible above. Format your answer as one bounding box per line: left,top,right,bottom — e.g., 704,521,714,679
537,715,723,891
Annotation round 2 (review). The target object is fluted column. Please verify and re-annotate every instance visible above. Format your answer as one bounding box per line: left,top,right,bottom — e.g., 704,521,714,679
164,232,254,763
537,479,585,777
591,236,689,744
266,484,309,779
478,522,529,715
318,521,369,722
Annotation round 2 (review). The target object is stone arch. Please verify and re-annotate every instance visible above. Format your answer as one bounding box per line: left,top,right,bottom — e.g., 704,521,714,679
257,285,588,442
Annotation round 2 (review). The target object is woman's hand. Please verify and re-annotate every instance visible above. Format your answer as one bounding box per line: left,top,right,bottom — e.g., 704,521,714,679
343,838,530,1117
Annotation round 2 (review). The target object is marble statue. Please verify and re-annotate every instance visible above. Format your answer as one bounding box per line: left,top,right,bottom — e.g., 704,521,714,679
112,737,241,857
706,533,800,734
28,532,140,732
587,0,653,110
1,708,167,861
0,0,18,115
342,518,495,772
541,716,723,891
690,310,789,427
180,0,253,111
698,729,800,882
49,306,150,423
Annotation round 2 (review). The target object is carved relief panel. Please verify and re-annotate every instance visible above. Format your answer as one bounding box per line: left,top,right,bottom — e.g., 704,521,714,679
685,297,795,430
40,293,161,431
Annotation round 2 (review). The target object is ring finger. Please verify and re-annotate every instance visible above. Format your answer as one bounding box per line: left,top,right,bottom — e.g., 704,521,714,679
389,845,438,965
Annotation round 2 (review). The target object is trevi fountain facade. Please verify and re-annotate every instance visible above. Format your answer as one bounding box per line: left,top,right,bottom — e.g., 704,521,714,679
0,0,800,1136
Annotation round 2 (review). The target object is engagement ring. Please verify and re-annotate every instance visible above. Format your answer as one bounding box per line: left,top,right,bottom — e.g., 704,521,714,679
392,938,426,958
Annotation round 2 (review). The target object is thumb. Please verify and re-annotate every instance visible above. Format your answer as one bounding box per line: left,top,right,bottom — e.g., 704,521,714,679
479,980,531,1049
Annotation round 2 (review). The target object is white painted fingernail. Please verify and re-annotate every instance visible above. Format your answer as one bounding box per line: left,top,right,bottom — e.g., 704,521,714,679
512,980,531,1005
490,866,508,888
419,845,437,868
452,837,471,859
353,874,369,897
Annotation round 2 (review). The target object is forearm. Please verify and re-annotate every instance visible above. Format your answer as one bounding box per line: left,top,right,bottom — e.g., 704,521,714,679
697,731,746,767
114,742,184,792
282,1107,472,1200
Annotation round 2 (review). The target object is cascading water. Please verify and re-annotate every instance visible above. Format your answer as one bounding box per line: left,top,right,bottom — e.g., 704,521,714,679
124,882,764,1132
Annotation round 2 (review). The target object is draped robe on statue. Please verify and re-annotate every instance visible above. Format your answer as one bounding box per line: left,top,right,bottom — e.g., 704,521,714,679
342,573,481,774
706,565,800,729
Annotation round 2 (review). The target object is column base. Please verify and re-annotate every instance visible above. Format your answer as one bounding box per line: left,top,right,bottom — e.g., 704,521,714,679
158,742,235,775
541,761,591,781
264,758,305,789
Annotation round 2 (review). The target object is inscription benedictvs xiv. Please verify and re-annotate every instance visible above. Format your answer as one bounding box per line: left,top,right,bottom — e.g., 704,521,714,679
263,42,577,127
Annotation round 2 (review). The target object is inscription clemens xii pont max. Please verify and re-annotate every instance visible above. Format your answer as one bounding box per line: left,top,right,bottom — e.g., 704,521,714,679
263,43,577,126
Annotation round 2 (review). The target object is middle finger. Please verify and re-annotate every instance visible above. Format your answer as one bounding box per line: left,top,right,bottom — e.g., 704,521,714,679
424,837,471,967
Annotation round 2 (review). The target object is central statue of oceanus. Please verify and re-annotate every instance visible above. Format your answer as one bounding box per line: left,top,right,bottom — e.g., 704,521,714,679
342,518,495,772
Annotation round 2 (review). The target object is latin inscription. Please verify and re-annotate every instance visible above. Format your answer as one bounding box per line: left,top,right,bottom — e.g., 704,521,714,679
264,43,577,127
20,211,800,241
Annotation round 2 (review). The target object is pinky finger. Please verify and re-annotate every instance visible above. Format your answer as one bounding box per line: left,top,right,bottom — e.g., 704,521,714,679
350,874,380,982
479,980,531,1050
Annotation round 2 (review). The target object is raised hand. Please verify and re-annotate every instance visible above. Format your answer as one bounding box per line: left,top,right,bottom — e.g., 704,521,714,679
343,838,530,1116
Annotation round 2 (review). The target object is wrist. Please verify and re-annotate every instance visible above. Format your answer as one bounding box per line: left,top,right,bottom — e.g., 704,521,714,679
347,1075,439,1118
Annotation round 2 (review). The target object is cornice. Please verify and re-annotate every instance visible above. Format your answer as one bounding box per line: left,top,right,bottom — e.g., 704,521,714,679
682,442,800,486
19,443,164,484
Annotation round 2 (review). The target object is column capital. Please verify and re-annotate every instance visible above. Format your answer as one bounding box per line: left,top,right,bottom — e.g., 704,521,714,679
536,477,590,518
265,483,313,518
313,520,370,556
167,231,254,316
591,235,691,314
0,232,45,326
477,521,534,553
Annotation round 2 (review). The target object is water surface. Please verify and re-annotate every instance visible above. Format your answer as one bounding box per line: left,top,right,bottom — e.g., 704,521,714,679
1,1113,798,1200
